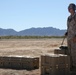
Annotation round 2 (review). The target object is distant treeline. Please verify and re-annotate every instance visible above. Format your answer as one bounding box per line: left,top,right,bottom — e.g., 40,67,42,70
0,36,65,39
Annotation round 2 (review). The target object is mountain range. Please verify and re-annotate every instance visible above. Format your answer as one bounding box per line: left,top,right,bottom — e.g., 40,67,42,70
0,27,66,36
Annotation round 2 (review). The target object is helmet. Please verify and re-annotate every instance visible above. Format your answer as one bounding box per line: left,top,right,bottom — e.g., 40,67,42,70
68,3,76,11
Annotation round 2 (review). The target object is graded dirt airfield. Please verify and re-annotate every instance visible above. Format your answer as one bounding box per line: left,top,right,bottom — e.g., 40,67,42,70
0,38,67,75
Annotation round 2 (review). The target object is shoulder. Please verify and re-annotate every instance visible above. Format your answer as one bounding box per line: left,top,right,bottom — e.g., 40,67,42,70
68,15,71,19
73,12,76,21
67,15,71,21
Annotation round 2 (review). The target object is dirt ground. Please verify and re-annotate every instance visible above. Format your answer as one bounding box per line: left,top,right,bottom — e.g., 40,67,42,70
0,38,67,75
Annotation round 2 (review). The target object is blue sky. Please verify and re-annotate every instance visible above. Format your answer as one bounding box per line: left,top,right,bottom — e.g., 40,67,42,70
0,0,76,31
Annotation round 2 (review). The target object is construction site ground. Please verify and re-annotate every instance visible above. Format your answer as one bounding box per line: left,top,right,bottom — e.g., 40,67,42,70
0,38,67,75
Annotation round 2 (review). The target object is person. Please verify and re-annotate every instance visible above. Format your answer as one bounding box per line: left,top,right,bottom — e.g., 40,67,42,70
66,3,76,70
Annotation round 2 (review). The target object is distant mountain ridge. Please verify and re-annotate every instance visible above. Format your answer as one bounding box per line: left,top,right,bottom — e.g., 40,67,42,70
0,27,66,36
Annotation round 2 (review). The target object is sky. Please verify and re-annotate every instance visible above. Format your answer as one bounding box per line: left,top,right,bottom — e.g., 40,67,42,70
0,0,76,31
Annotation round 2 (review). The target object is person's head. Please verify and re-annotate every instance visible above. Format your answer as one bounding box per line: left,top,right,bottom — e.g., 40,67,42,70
68,3,76,15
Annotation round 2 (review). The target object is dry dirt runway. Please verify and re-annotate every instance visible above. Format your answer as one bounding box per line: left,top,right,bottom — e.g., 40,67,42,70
0,38,67,75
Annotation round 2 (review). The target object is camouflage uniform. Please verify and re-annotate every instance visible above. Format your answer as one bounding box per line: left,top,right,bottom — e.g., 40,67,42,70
67,12,76,68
